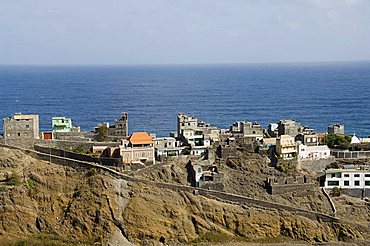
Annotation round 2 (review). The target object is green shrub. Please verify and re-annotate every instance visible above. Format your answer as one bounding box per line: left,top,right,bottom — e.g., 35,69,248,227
324,134,351,149
276,160,296,173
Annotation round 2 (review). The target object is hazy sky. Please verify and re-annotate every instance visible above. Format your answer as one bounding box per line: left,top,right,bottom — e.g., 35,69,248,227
1,0,370,65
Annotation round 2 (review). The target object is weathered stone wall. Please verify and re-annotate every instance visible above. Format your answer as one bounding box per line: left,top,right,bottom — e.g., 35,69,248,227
267,175,316,195
34,145,122,167
333,188,370,199
34,139,119,151
217,145,238,159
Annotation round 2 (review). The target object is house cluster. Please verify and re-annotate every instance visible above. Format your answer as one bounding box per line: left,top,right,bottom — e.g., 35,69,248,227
2,112,370,195
266,120,334,161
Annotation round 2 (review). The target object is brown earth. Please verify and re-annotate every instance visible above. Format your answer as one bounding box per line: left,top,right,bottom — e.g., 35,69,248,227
0,147,369,245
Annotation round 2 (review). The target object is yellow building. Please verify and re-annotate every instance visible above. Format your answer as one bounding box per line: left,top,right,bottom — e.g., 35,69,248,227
276,135,297,159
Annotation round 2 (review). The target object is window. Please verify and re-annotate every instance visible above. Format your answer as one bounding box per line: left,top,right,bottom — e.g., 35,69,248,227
17,133,21,136
355,180,360,186
25,125,30,128
365,174,370,178
331,174,336,178
344,181,349,186
365,181,370,186
344,174,350,178
327,181,339,186
354,174,360,178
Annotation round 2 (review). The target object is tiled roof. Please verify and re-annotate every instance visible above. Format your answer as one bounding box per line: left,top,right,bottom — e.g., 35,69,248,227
128,132,153,145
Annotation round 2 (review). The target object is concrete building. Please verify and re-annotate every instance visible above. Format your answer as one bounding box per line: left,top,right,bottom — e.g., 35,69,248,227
119,132,155,165
277,119,303,137
328,124,345,135
176,113,219,156
276,135,296,159
297,143,331,160
52,117,73,132
3,113,39,141
230,121,264,140
324,167,370,189
267,123,278,137
177,113,197,138
154,137,185,158
295,134,318,146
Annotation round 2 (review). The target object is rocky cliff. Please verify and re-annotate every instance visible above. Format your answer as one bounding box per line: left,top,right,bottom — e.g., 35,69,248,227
0,147,369,245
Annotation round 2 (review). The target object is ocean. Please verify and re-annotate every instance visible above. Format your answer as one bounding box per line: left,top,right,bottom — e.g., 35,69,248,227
0,62,369,137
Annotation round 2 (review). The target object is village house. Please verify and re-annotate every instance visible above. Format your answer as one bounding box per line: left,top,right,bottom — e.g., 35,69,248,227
154,137,185,159
277,119,303,137
295,133,318,146
177,113,219,156
119,132,155,165
52,116,80,133
189,163,224,190
297,143,331,160
276,135,297,159
3,113,39,141
230,121,264,140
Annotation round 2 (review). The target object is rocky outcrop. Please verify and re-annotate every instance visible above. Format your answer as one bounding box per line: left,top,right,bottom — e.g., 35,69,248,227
123,184,363,245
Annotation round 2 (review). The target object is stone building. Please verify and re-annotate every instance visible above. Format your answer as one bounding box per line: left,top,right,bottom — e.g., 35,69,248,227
328,124,345,135
3,113,39,141
110,112,128,137
230,121,264,140
277,119,303,137
276,135,297,159
94,112,128,140
119,132,155,165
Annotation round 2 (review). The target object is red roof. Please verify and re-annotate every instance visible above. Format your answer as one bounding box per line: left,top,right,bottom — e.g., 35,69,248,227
128,132,153,145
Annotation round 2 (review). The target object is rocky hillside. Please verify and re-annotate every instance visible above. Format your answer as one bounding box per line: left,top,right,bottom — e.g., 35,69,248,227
0,147,369,245
133,152,332,214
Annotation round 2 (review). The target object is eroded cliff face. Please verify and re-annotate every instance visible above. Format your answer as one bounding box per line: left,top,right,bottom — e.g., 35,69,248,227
0,147,368,245
0,147,130,245
122,184,363,245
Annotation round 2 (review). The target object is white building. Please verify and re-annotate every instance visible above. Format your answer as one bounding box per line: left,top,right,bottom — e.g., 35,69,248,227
154,137,185,158
324,167,370,189
297,143,331,160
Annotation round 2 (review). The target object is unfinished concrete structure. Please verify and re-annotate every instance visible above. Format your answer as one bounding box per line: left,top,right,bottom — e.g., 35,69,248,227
328,124,345,135
3,113,39,141
277,119,303,137
230,121,264,140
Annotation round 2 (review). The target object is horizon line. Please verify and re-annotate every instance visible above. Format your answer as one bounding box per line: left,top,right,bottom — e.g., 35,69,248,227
1,59,370,67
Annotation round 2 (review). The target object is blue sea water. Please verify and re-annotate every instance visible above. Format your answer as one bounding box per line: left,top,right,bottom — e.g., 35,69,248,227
0,62,369,137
